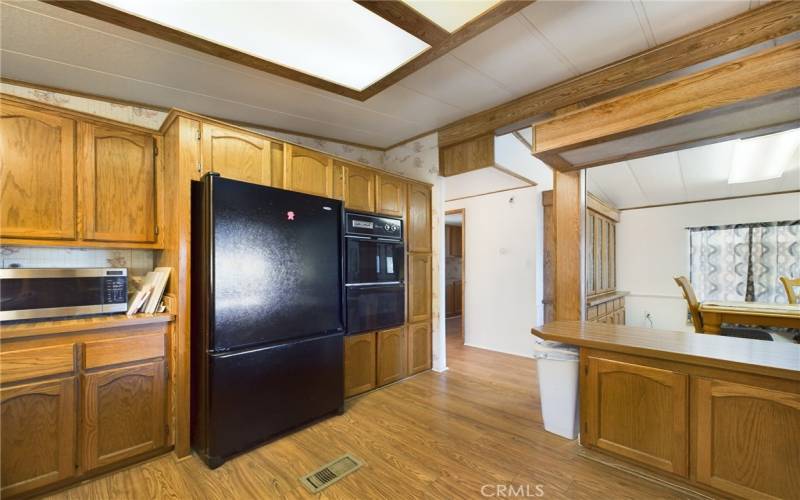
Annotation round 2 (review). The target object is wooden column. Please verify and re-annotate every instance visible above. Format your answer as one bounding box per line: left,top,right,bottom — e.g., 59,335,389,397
552,169,584,320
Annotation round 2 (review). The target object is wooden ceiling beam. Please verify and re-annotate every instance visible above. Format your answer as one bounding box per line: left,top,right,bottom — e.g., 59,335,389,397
437,1,800,148
355,1,449,46
532,41,800,169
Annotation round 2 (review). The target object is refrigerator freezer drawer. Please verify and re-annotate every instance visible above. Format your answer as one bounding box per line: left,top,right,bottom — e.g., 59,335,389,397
203,333,343,465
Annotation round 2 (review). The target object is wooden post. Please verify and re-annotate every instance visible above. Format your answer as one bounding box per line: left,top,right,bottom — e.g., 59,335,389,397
552,169,584,320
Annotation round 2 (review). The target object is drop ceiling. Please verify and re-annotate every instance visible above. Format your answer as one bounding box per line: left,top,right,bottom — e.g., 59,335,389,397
0,0,759,148
587,129,800,210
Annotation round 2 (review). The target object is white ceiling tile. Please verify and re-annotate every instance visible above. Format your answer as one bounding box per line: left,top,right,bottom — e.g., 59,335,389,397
586,162,649,209
451,14,574,97
627,152,687,204
398,55,514,111
677,141,735,200
521,0,650,73
641,1,750,45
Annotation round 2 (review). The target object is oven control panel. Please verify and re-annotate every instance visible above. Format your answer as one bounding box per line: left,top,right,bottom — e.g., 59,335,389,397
345,212,403,240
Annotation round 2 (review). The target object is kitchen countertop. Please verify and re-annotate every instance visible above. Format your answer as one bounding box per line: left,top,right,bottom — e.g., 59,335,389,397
0,313,174,340
532,321,800,381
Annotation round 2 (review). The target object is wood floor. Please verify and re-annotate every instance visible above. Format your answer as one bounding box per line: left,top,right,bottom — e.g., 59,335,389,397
44,336,682,499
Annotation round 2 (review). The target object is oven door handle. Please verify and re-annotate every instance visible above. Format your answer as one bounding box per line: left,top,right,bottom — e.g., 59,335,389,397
345,281,403,287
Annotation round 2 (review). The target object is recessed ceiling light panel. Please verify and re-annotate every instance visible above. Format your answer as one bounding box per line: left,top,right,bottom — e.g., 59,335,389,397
403,0,501,32
97,0,430,91
727,128,800,184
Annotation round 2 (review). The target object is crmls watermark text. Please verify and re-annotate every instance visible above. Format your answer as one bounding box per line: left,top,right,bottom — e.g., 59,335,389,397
480,484,546,497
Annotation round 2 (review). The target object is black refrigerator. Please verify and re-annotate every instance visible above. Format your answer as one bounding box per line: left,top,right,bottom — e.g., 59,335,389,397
191,173,344,469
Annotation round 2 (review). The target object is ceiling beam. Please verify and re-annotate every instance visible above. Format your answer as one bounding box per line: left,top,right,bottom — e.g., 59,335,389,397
437,1,800,148
532,41,800,169
439,133,495,176
354,1,449,46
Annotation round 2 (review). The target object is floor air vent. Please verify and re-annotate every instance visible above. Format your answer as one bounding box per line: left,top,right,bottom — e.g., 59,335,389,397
300,454,364,493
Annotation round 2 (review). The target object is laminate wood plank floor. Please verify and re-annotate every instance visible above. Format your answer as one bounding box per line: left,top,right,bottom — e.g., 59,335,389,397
45,335,682,499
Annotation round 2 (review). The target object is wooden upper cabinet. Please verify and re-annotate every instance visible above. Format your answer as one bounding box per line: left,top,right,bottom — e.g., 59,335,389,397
407,322,431,375
584,356,688,477
344,332,376,398
1,377,77,497
81,360,165,472
375,174,406,217
407,183,432,253
377,326,406,386
693,378,800,499
408,253,432,323
79,124,158,243
342,162,375,212
284,145,333,198
0,103,76,241
201,123,271,185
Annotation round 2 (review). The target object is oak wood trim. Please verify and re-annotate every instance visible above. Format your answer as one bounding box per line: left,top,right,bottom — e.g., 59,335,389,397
533,41,800,154
358,0,535,99
617,189,800,212
43,1,530,102
438,1,800,147
587,193,619,222
492,163,537,186
439,133,494,176
355,1,449,45
445,184,534,203
445,208,466,342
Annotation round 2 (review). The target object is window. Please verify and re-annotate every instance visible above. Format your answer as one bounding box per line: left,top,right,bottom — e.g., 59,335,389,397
688,220,800,303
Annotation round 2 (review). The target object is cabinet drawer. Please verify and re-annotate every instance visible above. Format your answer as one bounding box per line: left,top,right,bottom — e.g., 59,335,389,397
0,344,75,384
83,333,165,369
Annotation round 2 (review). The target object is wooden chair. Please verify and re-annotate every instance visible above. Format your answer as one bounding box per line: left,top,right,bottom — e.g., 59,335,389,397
780,276,799,304
673,276,773,341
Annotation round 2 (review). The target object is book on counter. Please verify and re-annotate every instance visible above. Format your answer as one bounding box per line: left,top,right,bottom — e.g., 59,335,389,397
127,267,171,315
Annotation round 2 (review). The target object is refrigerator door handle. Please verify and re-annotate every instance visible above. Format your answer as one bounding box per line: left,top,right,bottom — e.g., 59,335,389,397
345,281,402,287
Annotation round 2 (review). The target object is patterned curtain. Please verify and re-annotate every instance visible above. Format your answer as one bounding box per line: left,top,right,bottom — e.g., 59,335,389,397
689,220,800,303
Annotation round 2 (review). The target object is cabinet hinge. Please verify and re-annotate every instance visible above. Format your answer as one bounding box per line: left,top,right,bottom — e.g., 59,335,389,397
197,162,202,173
155,225,160,236
196,128,201,141
153,144,159,156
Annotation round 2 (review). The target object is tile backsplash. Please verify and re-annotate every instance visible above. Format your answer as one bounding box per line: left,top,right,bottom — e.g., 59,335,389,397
1,246,155,292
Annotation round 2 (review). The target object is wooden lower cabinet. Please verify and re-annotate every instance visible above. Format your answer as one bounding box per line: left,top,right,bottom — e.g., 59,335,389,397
0,377,77,497
377,327,406,386
407,322,431,375
693,377,800,499
584,356,688,476
344,332,376,398
81,360,166,471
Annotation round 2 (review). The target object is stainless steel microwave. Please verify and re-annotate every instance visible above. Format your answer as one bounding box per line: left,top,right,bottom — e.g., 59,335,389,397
0,268,128,321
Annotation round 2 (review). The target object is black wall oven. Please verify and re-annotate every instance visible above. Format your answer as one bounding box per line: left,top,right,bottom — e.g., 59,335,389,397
345,212,405,334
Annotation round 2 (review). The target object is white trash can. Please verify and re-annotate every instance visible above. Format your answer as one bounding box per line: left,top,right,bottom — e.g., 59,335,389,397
532,337,580,439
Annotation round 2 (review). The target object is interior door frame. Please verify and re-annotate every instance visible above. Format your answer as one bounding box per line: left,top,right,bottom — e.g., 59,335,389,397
445,208,466,343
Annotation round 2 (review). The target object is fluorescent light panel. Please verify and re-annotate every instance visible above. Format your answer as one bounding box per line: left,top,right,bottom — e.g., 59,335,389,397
727,128,800,184
97,0,430,91
403,0,501,32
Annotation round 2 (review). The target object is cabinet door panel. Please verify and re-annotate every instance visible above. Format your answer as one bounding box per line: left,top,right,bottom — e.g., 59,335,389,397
285,145,332,197
1,378,76,497
375,174,405,217
694,378,800,499
0,104,76,240
407,183,431,252
82,360,165,471
344,332,376,397
201,123,271,185
407,322,431,375
342,162,375,212
408,253,432,323
585,356,688,476
377,327,406,386
81,124,157,243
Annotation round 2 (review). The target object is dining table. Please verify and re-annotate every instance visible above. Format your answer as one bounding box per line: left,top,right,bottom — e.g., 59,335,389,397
699,300,800,333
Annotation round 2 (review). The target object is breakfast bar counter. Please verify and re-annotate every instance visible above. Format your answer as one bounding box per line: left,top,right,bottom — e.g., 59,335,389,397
531,321,800,499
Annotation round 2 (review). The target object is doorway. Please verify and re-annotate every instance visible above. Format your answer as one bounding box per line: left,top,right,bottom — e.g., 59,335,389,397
444,209,465,345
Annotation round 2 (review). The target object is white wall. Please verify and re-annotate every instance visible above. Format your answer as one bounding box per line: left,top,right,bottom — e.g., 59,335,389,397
617,192,800,331
445,187,539,357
